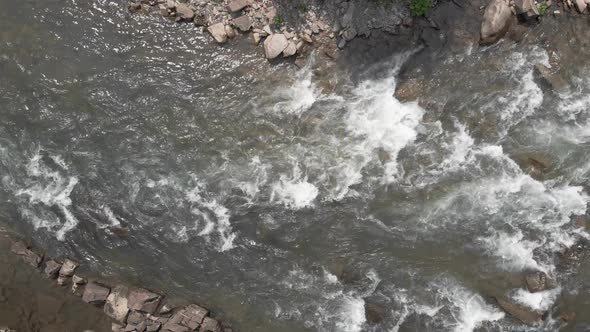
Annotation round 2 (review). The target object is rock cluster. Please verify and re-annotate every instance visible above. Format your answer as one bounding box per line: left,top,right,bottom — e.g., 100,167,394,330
7,239,232,332
127,0,408,62
480,0,590,45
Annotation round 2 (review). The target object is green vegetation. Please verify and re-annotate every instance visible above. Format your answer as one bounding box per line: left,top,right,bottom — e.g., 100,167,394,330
410,0,432,16
298,3,308,12
538,2,548,15
274,14,283,26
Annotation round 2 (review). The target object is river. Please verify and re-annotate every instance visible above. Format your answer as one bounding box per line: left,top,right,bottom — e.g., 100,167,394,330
1,0,590,331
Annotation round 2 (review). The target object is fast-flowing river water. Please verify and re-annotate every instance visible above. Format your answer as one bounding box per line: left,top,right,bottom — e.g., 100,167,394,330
2,0,590,331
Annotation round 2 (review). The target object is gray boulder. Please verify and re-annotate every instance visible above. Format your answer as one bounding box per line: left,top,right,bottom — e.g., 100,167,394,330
104,285,130,323
263,34,288,59
175,3,195,21
575,0,587,12
231,15,251,32
163,304,208,331
207,23,228,43
480,0,512,45
10,241,42,267
226,0,251,13
199,317,221,332
82,282,111,305
282,42,297,58
59,259,78,277
44,260,62,279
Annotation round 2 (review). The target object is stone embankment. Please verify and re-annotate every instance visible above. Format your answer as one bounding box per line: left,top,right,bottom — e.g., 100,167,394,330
4,238,231,332
128,0,410,64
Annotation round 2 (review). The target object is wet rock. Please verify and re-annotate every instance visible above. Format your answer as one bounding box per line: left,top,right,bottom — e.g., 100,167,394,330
252,32,261,45
71,274,87,295
145,320,161,332
10,241,42,267
128,288,162,314
282,41,297,58
175,3,194,21
575,0,587,12
57,275,71,286
129,3,142,12
524,271,548,292
193,12,208,27
559,311,576,322
44,260,62,279
480,0,512,45
83,282,111,305
496,297,545,324
574,215,588,229
227,0,251,13
342,27,357,41
112,322,125,332
231,15,251,32
207,23,228,43
514,0,540,22
224,25,236,39
394,78,424,102
60,259,79,277
73,274,87,285
104,285,130,323
533,63,568,93
199,317,221,332
163,304,209,331
263,34,288,59
559,240,590,269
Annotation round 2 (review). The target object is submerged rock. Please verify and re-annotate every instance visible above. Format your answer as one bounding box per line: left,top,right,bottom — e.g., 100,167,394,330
496,297,546,324
364,300,386,324
533,63,568,93
263,34,288,59
480,0,513,45
524,271,548,292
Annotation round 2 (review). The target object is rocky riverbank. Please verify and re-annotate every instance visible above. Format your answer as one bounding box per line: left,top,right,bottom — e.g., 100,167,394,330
0,227,232,332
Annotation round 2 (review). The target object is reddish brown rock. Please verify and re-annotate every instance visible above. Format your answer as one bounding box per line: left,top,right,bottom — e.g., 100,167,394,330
226,0,251,13
524,271,548,292
127,288,162,314
496,297,545,324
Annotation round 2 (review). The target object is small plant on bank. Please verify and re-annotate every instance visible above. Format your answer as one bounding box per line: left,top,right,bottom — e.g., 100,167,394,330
538,2,548,15
274,14,283,26
410,0,432,16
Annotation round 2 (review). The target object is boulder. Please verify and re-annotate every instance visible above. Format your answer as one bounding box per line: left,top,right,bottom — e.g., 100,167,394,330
263,34,288,59
73,275,87,285
224,25,236,39
480,0,512,45
226,0,251,13
496,297,545,324
44,260,62,279
59,259,78,277
175,3,195,21
10,241,42,267
524,271,548,292
82,282,111,305
104,285,130,323
533,63,568,93
282,42,297,57
342,27,357,41
207,23,228,43
127,288,162,314
514,0,540,22
199,317,222,332
394,78,424,102
252,32,261,45
193,12,208,26
163,304,208,331
126,310,147,325
231,15,251,32
575,0,587,12
57,275,70,286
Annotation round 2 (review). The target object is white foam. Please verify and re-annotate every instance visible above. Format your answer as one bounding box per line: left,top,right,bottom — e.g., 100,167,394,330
480,230,544,272
186,183,236,251
16,151,79,241
345,75,424,183
270,161,318,209
511,287,561,311
103,206,121,227
273,65,318,115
